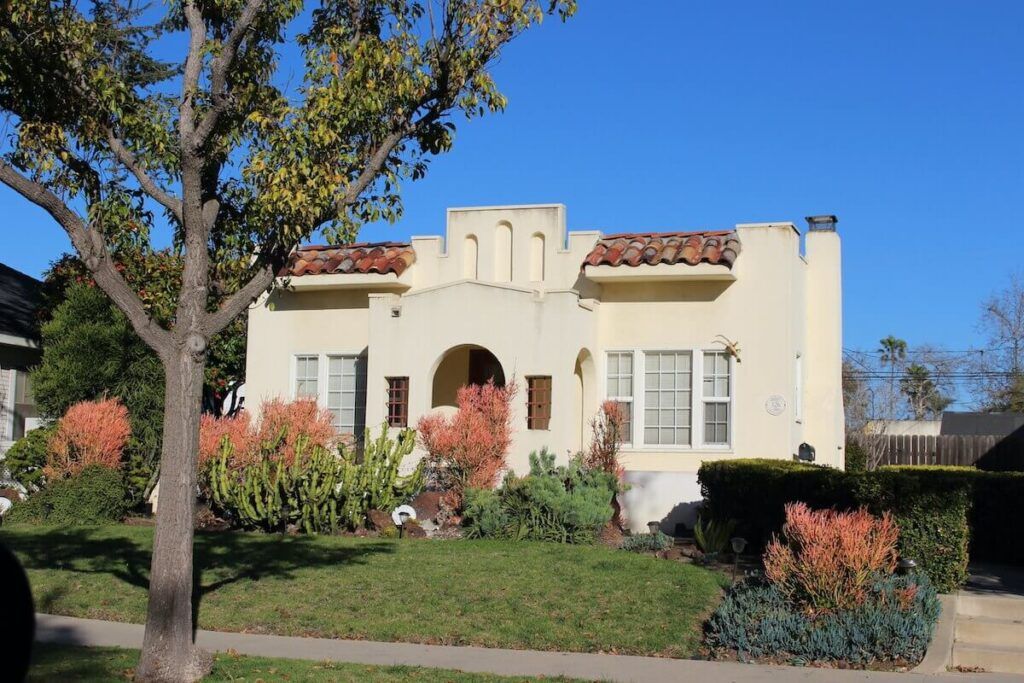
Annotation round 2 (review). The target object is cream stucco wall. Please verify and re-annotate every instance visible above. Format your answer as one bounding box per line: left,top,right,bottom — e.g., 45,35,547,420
244,204,845,532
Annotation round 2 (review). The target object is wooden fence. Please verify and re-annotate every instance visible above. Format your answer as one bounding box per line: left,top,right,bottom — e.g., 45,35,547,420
862,433,1024,470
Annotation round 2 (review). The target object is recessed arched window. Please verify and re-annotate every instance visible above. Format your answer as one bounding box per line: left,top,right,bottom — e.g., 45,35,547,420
530,232,545,281
463,234,478,279
494,221,513,282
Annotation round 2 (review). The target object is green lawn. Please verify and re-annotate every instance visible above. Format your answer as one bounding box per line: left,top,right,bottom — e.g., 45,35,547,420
29,644,584,682
2,524,725,658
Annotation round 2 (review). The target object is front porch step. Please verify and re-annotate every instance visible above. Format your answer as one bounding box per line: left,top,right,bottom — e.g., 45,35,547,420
958,593,1024,621
956,615,1024,650
952,643,1024,674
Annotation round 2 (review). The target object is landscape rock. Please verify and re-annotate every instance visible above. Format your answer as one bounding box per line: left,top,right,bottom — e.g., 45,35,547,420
409,491,444,522
367,508,396,532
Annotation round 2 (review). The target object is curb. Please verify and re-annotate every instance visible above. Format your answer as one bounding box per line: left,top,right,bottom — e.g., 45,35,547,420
913,593,958,674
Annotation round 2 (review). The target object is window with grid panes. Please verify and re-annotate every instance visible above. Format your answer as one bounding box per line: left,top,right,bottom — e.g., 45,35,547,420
643,351,692,446
605,351,634,442
702,351,731,445
386,377,409,428
526,376,552,430
294,355,319,398
326,355,366,437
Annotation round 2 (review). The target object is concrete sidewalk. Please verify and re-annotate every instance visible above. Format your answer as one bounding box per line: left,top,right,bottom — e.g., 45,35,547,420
35,613,1016,682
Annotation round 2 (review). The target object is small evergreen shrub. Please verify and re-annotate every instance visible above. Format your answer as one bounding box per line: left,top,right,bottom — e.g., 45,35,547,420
621,531,672,553
2,425,54,492
845,440,868,472
8,465,128,525
461,449,617,544
705,573,940,665
694,514,736,556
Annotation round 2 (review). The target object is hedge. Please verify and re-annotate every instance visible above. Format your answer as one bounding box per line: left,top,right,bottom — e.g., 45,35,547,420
698,460,979,592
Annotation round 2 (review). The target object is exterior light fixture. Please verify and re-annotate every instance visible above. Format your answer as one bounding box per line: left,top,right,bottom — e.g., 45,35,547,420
398,511,411,539
898,557,917,575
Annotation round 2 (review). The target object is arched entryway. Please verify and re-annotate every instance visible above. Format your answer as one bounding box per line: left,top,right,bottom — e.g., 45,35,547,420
431,345,506,409
574,349,596,451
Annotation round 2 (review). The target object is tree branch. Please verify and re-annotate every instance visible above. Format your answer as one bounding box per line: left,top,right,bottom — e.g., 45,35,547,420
0,160,172,354
203,260,277,334
191,0,266,147
105,131,184,221
179,0,207,146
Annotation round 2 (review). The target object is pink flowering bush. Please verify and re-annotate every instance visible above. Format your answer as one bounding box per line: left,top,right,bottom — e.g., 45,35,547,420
764,502,900,612
45,397,130,480
417,379,516,510
199,398,337,469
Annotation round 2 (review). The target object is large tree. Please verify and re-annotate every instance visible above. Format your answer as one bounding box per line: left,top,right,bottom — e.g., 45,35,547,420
0,1,575,679
971,273,1024,412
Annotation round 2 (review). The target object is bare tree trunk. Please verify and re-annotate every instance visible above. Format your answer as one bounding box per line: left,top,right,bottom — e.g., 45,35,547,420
136,346,211,682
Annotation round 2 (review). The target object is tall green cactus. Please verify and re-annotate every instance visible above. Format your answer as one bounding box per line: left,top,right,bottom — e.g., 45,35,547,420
205,425,425,533
337,424,425,529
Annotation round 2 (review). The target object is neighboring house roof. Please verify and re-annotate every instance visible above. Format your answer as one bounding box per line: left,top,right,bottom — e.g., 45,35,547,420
940,411,1024,437
282,242,416,277
0,262,42,342
582,230,741,269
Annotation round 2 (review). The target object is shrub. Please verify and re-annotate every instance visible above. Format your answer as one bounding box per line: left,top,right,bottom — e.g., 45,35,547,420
335,425,424,529
705,573,940,665
8,465,128,525
845,440,868,472
45,398,130,481
2,425,55,492
621,531,672,553
698,460,971,592
584,400,625,479
764,503,899,612
462,449,617,544
198,411,256,469
417,380,516,509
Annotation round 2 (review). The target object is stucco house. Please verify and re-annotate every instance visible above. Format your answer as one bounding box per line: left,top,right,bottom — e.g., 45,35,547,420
245,204,844,532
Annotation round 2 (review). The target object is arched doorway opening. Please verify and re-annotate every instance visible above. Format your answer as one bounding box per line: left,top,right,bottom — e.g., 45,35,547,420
574,349,596,451
431,345,506,409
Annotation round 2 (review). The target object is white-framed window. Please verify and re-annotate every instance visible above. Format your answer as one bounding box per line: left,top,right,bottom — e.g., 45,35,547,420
605,347,734,450
605,351,634,443
644,351,693,446
294,355,319,398
702,351,731,445
327,355,366,437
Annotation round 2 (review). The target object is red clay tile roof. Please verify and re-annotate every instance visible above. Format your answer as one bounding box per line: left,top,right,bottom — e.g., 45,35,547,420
583,230,740,270
282,242,415,277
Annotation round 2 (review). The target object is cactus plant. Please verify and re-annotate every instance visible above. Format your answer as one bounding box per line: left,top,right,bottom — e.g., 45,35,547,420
205,424,424,533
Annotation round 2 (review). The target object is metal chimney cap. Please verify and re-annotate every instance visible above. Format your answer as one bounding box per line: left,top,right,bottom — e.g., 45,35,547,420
805,215,838,231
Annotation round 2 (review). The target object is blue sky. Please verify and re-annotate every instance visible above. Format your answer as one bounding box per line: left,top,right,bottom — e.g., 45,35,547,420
2,1,1022,358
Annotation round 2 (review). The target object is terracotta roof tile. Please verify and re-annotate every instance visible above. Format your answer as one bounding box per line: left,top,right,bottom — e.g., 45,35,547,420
583,230,740,270
282,242,416,277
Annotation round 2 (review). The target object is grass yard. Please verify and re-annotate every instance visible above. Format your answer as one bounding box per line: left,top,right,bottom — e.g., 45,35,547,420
2,524,725,658
29,644,584,682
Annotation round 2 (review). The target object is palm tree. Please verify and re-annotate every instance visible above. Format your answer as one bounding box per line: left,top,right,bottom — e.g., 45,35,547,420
878,336,908,416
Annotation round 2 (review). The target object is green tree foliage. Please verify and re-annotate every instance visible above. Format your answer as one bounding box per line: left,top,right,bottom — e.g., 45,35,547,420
2,424,55,492
31,283,164,501
900,363,953,420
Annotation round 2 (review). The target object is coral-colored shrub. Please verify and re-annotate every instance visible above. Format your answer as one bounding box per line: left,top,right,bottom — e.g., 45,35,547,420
257,398,337,465
764,502,899,612
198,399,337,469
45,398,130,480
417,380,516,509
198,412,256,468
